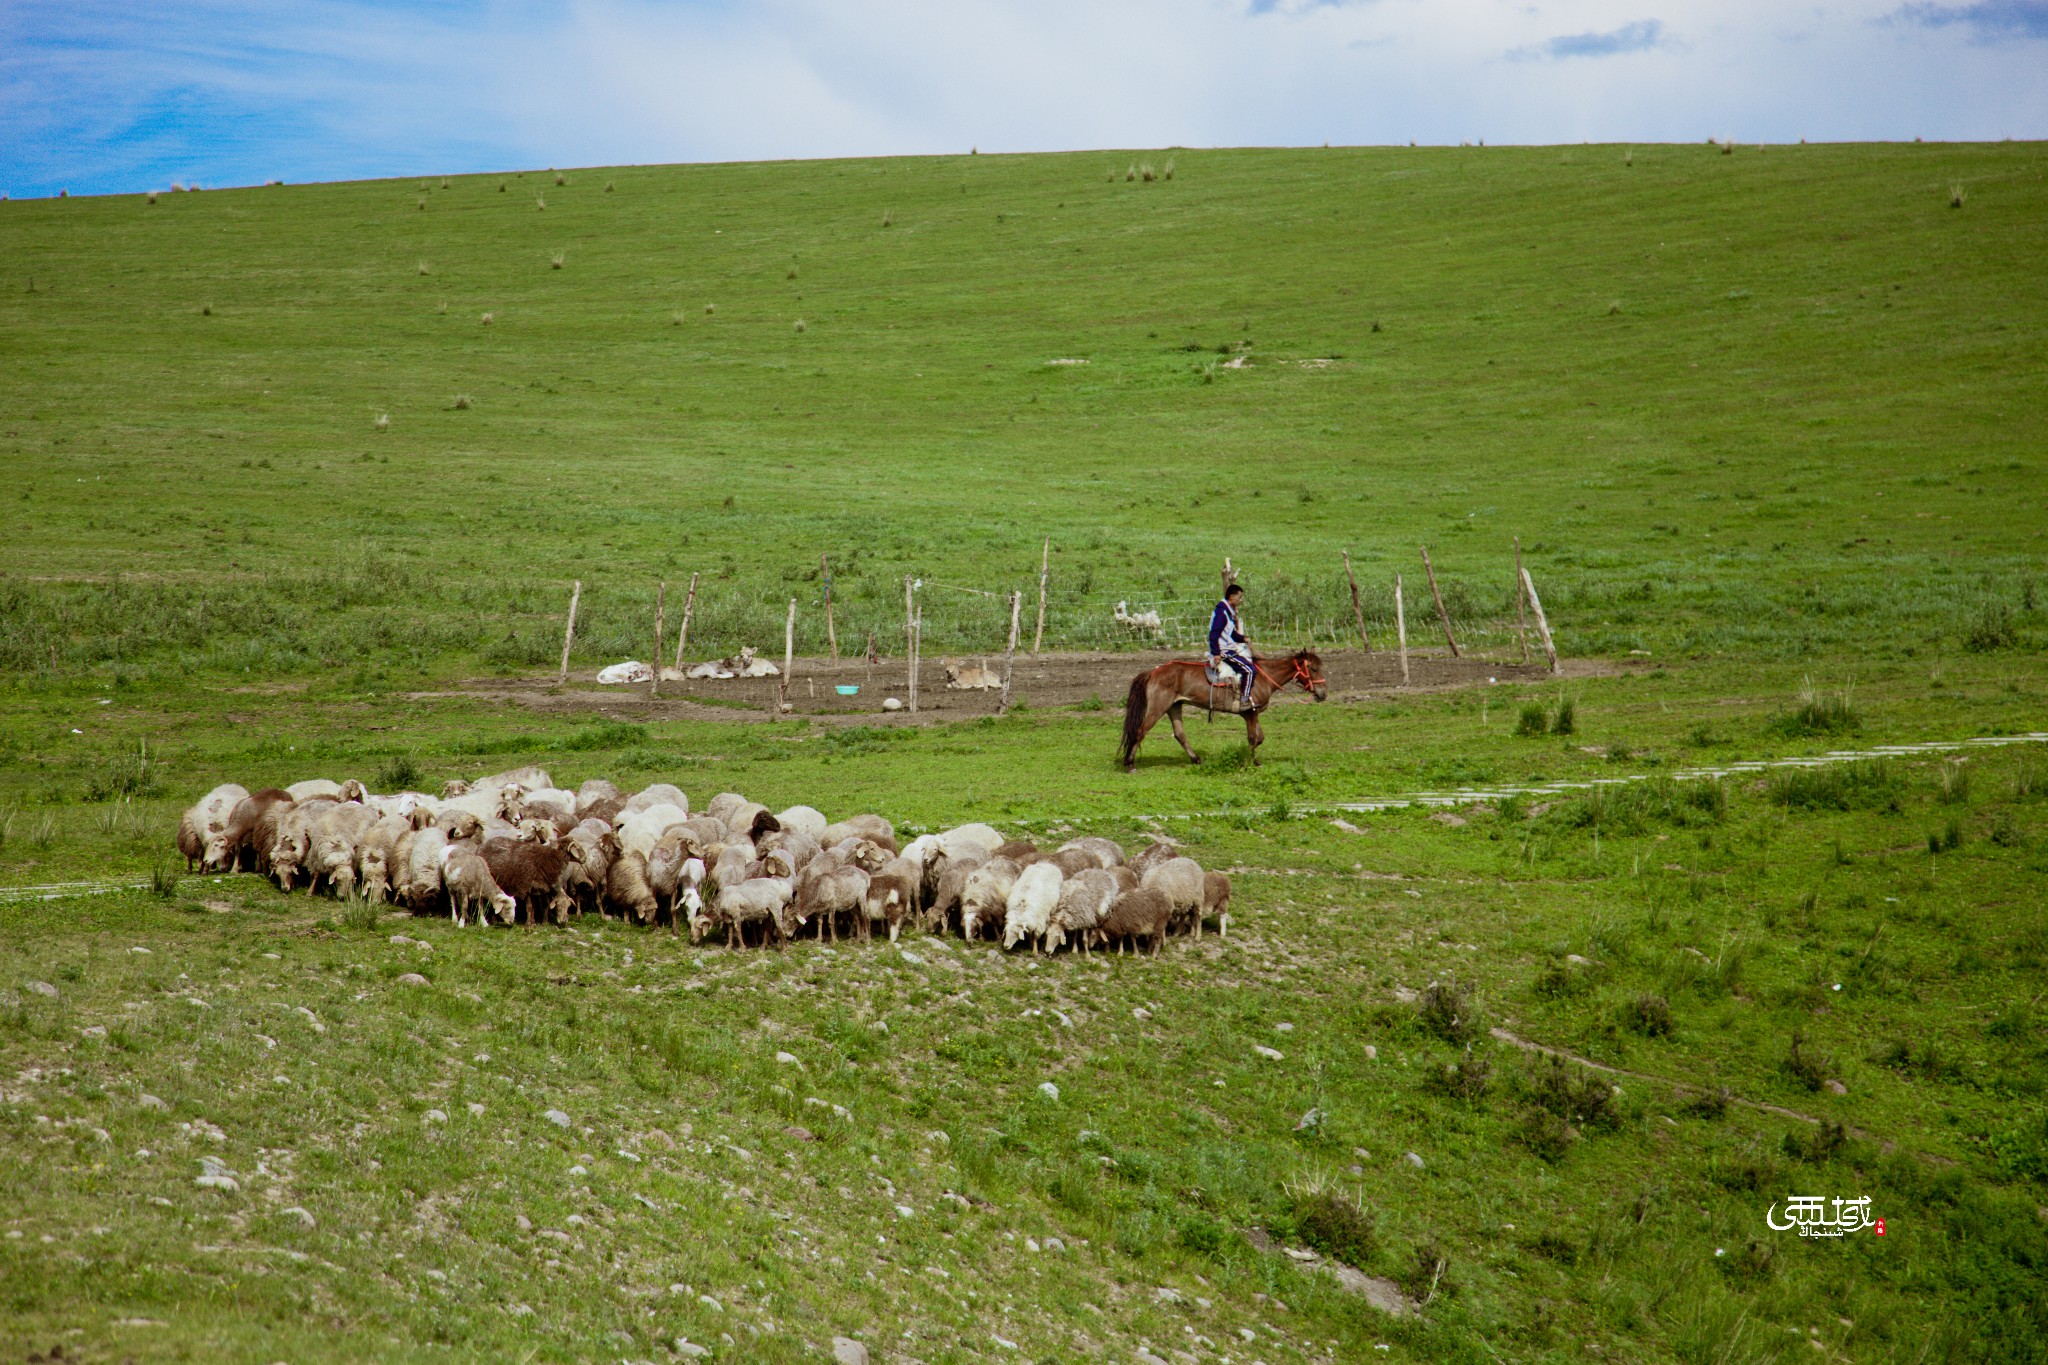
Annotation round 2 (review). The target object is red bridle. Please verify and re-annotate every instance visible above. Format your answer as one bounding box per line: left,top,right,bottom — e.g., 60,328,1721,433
1253,654,1323,693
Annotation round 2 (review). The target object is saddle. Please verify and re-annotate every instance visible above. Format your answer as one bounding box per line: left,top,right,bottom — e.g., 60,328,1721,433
1204,659,1242,687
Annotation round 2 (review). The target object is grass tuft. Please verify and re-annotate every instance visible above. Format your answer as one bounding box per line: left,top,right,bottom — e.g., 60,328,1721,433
1292,1187,1376,1266
149,859,179,900
550,251,565,270
794,318,807,333
375,754,423,790
452,394,472,410
1950,182,1966,208
1422,1046,1492,1100
1417,979,1482,1044
1936,757,1970,804
1623,993,1673,1037
480,311,493,325
1783,1030,1831,1091
1515,702,1547,737
373,412,388,431
1551,697,1576,735
1764,679,1858,736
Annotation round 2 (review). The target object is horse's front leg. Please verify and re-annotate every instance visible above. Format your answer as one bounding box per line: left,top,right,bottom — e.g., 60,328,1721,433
1167,701,1201,764
1245,710,1264,766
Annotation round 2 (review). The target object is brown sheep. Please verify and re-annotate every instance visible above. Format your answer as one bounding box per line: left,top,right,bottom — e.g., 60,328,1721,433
924,851,985,933
604,849,660,926
1129,838,1181,877
221,789,293,874
1202,870,1232,937
481,837,585,925
992,840,1039,864
1049,847,1097,878
1089,887,1170,956
580,794,627,828
863,859,920,942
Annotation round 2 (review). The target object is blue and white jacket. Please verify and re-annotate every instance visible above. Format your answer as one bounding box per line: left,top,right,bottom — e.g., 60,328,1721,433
1208,599,1247,657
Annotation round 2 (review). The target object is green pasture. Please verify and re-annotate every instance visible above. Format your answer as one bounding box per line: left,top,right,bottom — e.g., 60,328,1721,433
3,139,2047,1361
1,141,2044,672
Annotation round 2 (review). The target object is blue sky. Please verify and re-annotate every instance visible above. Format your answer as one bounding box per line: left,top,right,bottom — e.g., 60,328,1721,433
4,0,2045,197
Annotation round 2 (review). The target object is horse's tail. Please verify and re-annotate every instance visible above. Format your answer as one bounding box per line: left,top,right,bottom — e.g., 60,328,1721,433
1118,670,1152,768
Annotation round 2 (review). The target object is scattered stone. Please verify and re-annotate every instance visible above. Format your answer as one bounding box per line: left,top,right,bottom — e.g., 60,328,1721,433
831,1337,869,1365
1330,819,1367,835
543,1109,571,1128
1294,1108,1324,1132
568,1164,588,1176
80,1025,106,1039
991,1334,1019,1350
1323,1261,1415,1316
1429,812,1467,827
1239,1327,1257,1342
1026,1237,1041,1252
784,1125,816,1142
1132,1007,1152,1021
1136,1351,1170,1365
1253,1045,1284,1061
882,697,904,711
1363,1045,1378,1061
516,1214,533,1232
395,973,429,987
1155,1286,1183,1302
1044,1236,1064,1252
130,946,152,955
895,1204,914,1219
1566,954,1591,966
423,1109,447,1125
467,1103,485,1117
676,1342,711,1359
1405,1152,1425,1169
295,1006,325,1034
698,1293,723,1312
775,1051,800,1066
1038,1081,1060,1101
280,1206,315,1229
1285,1247,1319,1262
1824,1079,1848,1096
389,935,414,946
26,981,57,999
1275,1022,1294,1033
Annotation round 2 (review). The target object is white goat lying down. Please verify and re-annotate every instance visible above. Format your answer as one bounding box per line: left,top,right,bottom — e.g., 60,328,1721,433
171,774,1231,953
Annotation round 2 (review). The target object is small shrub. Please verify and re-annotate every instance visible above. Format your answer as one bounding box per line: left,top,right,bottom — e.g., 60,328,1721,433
1551,698,1577,736
1606,741,1634,763
1624,993,1673,1037
1936,758,1970,804
1783,1119,1847,1164
554,171,566,186
605,180,614,193
1928,816,1964,853
1989,1110,2048,1182
417,197,426,211
1515,703,1547,737
1989,810,2021,847
1407,1242,1450,1304
1949,182,1966,208
1526,1055,1616,1128
1688,723,1725,747
1517,1108,1576,1162
1176,1211,1226,1256
1417,980,1482,1045
1965,602,2016,651
1295,1190,1376,1266
479,311,494,324
1423,1047,1492,1101
1686,1086,1730,1120
1139,162,1156,182
881,210,892,227
1163,159,1176,180
417,261,429,275
374,412,388,431
376,755,423,791
149,860,179,900
200,302,212,316
1784,1031,1830,1092
1767,760,1896,811
452,394,473,410
793,318,807,333
1532,960,1584,999
1718,1239,1775,1284
550,252,565,269
1764,680,1859,736
705,303,716,314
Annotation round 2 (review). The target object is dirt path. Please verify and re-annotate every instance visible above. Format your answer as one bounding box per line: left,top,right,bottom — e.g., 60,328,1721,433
435,648,1606,725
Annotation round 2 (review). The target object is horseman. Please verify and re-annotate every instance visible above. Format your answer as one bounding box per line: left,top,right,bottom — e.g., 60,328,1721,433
1208,583,1256,710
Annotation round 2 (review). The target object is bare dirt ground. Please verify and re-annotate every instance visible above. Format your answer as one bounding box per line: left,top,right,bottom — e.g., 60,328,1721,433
434,649,1620,726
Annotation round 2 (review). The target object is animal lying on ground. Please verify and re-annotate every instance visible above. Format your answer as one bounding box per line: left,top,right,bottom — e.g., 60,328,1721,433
942,658,1001,690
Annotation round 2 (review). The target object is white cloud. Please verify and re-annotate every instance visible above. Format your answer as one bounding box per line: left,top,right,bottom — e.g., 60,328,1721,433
2,0,2043,196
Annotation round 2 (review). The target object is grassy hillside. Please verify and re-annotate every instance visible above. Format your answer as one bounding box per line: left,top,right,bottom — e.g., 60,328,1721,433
3,143,2047,1362
2,143,2045,676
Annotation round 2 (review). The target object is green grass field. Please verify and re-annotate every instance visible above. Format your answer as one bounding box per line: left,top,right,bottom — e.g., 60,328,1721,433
2,142,2046,1362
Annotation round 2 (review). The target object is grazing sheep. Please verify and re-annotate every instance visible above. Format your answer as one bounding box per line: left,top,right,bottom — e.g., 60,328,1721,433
755,827,822,876
574,778,622,817
717,801,780,841
1129,838,1182,877
710,876,795,948
179,783,249,871
1090,887,1170,956
938,822,1004,856
1047,868,1119,953
443,847,516,927
308,802,380,899
1058,836,1125,868
1203,870,1232,938
992,840,1039,864
269,798,340,892
775,805,827,841
623,782,687,815
1141,856,1207,938
1113,601,1163,634
925,850,986,933
481,837,584,924
794,857,870,942
960,857,1023,941
481,765,553,792
1003,861,1065,952
435,809,484,843
518,787,577,826
562,821,618,916
705,792,750,825
707,841,756,894
823,813,895,849
864,857,921,941
285,779,343,801
1109,864,1140,894
580,794,627,828
1049,847,1097,878
217,788,293,873
604,849,660,925
618,803,691,858
394,826,450,911
356,812,410,904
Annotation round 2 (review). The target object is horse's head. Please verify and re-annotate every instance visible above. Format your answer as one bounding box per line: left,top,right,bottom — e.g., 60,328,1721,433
1292,650,1328,702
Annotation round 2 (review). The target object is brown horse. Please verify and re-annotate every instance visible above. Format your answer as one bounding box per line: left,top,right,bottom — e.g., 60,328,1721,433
1118,651,1328,772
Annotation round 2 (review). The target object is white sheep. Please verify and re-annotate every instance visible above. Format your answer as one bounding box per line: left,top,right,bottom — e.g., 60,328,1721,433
394,826,450,911
710,876,794,948
285,779,343,801
1046,867,1120,953
1113,601,1163,633
618,803,691,859
442,846,516,926
1141,856,1207,938
1003,861,1065,952
775,805,827,841
179,783,248,871
623,782,688,815
960,857,1022,941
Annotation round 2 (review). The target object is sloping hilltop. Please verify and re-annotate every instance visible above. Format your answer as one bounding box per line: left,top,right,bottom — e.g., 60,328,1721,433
0,145,2045,1363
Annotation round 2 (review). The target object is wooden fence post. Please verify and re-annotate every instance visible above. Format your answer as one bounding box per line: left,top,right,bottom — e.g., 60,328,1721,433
1394,573,1410,685
1343,551,1370,651
1000,590,1022,710
673,572,698,672
821,555,838,661
557,580,581,684
1520,567,1559,674
1221,557,1235,597
781,597,796,709
651,581,665,699
904,576,916,712
1032,537,1050,655
911,607,922,714
1420,546,1459,657
1513,538,1530,666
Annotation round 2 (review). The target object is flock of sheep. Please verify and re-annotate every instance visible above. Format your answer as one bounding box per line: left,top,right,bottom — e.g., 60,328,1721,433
174,766,1229,954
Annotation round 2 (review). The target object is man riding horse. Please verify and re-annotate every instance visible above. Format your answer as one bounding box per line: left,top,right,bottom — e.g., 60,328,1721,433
1208,583,1256,711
